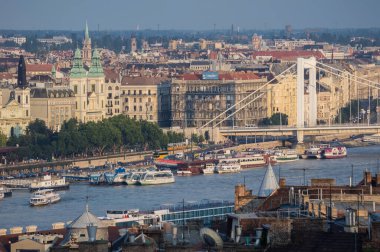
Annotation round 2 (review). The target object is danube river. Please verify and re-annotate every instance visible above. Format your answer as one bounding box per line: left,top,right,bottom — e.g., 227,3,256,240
1,145,380,230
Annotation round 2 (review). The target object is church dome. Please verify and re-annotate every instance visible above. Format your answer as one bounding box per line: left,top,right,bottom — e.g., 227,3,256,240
69,205,107,229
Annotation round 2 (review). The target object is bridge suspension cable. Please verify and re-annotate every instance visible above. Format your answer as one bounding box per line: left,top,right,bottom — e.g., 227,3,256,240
213,92,265,128
198,63,297,130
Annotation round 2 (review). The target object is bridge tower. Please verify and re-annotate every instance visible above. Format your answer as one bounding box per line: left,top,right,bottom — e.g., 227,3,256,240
297,57,317,128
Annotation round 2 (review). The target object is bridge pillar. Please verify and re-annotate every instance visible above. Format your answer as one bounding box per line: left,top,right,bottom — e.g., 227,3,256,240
297,57,317,127
296,129,304,143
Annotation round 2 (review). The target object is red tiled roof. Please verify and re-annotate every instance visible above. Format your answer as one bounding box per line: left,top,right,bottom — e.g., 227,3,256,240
104,68,120,83
219,72,260,80
182,73,202,80
121,76,168,86
181,72,260,81
26,64,53,72
252,50,325,61
0,73,13,80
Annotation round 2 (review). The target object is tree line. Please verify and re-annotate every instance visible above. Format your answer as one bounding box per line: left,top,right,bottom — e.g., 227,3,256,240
6,115,184,162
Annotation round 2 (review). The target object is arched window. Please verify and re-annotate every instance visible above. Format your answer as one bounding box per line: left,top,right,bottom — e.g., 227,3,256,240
108,86,112,91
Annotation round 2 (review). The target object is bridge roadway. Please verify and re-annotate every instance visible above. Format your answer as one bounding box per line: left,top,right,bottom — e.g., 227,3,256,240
218,124,380,143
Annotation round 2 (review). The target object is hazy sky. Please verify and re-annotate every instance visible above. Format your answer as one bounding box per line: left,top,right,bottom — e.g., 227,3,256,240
1,0,380,30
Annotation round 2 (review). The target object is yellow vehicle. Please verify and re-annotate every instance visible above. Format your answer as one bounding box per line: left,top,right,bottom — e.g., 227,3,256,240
153,151,169,159
167,142,187,151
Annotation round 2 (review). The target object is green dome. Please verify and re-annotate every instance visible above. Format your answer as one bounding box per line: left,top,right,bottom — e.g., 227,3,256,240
70,48,86,78
88,49,104,77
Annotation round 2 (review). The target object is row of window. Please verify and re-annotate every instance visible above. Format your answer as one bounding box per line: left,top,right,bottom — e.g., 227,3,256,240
124,97,152,103
125,105,153,112
122,90,152,95
73,84,104,94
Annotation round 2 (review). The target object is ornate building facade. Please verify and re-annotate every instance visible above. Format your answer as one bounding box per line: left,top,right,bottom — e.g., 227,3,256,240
170,72,267,128
69,48,106,123
0,56,31,137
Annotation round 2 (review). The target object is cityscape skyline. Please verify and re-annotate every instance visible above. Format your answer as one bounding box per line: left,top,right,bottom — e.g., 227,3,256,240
1,0,380,30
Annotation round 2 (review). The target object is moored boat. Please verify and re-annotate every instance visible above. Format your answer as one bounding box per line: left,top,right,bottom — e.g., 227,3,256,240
322,146,347,159
0,186,12,197
104,167,127,185
29,175,69,192
125,172,145,185
238,155,267,169
301,144,328,159
275,149,299,162
202,163,215,174
29,189,61,206
215,159,241,174
138,171,175,185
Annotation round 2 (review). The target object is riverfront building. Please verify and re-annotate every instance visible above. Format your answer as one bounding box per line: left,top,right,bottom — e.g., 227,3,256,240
170,72,267,128
0,55,31,137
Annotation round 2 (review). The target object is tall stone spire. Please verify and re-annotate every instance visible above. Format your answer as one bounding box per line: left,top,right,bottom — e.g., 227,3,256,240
82,21,92,67
17,55,28,89
85,20,90,41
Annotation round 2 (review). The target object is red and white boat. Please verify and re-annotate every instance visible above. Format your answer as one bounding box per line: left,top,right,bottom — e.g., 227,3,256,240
322,146,347,159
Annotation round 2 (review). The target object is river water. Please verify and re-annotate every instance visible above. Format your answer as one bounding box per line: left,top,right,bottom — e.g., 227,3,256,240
1,145,380,230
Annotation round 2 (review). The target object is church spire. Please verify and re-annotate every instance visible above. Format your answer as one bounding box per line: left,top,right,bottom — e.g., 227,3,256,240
17,55,28,89
83,21,92,67
85,20,89,41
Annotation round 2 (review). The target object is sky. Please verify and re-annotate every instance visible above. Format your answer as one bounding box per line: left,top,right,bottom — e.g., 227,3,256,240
1,0,380,31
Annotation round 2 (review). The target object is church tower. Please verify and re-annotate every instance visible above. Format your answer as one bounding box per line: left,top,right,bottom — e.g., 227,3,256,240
87,49,106,120
82,21,92,67
15,55,30,118
70,48,87,122
130,34,137,53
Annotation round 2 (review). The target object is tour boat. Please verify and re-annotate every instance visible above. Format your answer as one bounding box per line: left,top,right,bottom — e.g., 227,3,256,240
137,171,175,185
125,172,145,185
322,146,347,159
177,169,192,176
29,175,69,192
215,159,241,174
89,173,104,185
104,167,127,185
176,160,216,175
0,186,12,197
301,144,329,159
274,149,299,162
238,155,267,169
202,163,216,174
29,189,61,206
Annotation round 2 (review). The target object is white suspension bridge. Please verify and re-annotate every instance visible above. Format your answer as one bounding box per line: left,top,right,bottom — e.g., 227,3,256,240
198,57,380,143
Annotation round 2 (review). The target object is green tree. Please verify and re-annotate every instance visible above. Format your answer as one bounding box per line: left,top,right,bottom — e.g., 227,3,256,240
0,131,6,147
204,131,210,142
270,113,288,125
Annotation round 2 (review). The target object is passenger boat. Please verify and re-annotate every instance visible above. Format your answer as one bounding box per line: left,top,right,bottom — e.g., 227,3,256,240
138,171,175,185
238,155,267,168
176,160,216,175
274,149,299,162
301,144,329,159
125,172,145,185
0,186,12,197
29,175,69,192
101,200,234,227
29,189,61,206
215,159,241,174
322,146,347,159
202,163,215,174
89,173,104,185
104,167,127,185
177,169,192,176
